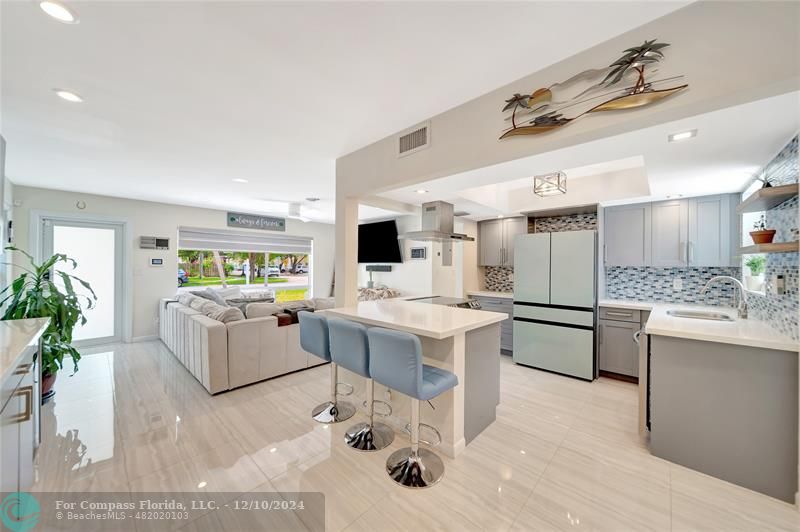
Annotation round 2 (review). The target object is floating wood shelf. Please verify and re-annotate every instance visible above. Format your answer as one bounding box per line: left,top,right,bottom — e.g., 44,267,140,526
738,241,799,255
737,183,798,214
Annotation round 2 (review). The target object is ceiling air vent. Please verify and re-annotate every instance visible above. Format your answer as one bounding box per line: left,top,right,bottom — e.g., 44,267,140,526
397,121,430,157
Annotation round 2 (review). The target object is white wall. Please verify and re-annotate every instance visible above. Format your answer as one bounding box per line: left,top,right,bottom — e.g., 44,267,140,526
12,186,336,340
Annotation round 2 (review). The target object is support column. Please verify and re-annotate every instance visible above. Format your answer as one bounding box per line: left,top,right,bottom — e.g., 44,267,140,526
335,194,359,307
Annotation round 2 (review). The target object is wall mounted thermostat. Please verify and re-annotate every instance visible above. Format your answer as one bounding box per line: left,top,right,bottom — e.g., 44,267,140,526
150,258,164,267
410,247,426,260
140,236,170,250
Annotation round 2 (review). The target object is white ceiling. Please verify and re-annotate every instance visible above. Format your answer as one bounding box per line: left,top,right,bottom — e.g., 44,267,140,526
380,92,800,219
1,0,690,222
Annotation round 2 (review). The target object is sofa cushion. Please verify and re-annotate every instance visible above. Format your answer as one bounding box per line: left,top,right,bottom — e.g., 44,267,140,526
177,293,202,307
245,302,284,319
313,297,336,310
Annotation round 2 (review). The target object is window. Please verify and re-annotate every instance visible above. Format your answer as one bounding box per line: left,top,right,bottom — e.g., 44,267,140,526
740,181,767,294
177,227,312,302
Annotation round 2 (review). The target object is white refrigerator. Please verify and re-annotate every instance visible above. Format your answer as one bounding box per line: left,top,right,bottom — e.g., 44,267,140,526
512,230,596,380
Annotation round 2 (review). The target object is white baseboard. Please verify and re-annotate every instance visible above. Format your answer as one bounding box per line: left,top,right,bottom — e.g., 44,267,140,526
130,335,159,343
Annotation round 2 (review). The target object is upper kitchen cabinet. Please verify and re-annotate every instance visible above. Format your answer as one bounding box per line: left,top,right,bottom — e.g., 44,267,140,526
651,199,689,267
687,194,737,267
604,203,651,266
604,194,738,268
479,217,527,267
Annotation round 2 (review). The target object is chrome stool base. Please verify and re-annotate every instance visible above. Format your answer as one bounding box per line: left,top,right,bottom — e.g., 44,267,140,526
386,447,445,488
311,401,355,424
344,421,395,451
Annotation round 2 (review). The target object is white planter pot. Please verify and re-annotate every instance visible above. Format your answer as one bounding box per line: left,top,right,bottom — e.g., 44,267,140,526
745,274,764,292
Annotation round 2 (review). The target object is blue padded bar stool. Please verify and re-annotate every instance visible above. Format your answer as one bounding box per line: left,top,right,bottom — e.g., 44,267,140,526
298,312,355,424
367,327,458,488
328,318,395,451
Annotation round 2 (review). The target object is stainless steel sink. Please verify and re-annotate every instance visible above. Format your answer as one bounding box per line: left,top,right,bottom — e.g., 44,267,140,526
666,309,735,322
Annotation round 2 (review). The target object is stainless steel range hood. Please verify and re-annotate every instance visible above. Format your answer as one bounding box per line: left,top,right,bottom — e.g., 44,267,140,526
398,201,475,242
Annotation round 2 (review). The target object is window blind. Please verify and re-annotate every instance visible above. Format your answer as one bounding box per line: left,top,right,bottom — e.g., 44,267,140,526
178,227,312,254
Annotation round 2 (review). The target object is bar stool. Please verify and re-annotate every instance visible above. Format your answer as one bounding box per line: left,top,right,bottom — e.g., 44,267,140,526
367,327,458,488
328,318,395,451
298,311,355,424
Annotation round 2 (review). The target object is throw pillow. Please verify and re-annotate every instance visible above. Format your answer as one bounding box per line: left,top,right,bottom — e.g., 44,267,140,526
215,286,242,299
313,298,336,310
204,288,229,307
201,301,245,323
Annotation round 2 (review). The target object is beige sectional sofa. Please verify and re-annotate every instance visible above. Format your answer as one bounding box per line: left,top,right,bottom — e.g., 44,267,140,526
158,293,335,394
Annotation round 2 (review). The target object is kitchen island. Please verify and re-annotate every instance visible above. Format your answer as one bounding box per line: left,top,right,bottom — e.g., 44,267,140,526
326,299,506,457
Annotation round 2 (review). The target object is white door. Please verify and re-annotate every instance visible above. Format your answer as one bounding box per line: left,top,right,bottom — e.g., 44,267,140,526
42,218,123,346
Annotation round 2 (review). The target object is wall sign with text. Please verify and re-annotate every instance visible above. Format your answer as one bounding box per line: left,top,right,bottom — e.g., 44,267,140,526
227,212,286,232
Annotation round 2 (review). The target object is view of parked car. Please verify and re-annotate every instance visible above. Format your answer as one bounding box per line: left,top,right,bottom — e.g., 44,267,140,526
294,264,309,274
178,268,189,286
267,266,281,277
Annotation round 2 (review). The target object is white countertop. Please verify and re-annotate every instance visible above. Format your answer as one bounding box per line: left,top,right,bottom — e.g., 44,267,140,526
641,303,798,352
599,299,657,311
467,291,514,300
327,299,507,340
1,318,50,383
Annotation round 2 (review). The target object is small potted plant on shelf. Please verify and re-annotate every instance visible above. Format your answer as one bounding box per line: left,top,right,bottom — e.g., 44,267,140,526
0,247,96,403
744,255,766,292
750,215,776,245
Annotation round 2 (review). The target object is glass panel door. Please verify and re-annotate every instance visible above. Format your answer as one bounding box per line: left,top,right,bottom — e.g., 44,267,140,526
42,219,123,345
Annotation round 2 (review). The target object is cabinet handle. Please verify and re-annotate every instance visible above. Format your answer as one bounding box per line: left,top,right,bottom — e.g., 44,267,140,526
680,241,687,262
633,330,642,345
603,244,607,264
688,242,694,264
11,386,33,423
606,311,633,318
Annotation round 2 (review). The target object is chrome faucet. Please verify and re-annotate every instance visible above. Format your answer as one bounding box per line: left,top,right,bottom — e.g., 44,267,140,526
700,276,748,319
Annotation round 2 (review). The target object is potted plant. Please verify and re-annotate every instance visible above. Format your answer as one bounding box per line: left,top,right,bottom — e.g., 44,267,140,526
0,247,96,402
750,215,776,244
744,255,766,291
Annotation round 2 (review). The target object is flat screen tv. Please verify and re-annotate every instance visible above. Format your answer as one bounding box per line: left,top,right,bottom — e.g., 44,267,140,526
358,220,402,263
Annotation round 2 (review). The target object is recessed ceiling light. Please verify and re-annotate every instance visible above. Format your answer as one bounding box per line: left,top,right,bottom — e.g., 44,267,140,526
305,197,320,202
496,214,503,218
232,178,249,183
53,89,83,103
668,129,697,142
39,0,79,23
415,189,429,194
666,194,683,199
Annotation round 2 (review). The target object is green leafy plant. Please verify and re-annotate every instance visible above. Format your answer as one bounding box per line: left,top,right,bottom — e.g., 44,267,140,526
745,255,766,276
0,247,96,375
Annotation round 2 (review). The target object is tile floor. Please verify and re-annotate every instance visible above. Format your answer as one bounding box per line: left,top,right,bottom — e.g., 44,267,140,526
33,341,800,531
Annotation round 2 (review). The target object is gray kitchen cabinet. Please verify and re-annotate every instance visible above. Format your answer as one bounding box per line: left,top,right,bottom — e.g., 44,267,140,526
688,194,736,267
479,217,527,267
651,199,689,267
598,318,639,377
479,219,503,266
604,194,738,268
603,203,651,266
471,295,513,352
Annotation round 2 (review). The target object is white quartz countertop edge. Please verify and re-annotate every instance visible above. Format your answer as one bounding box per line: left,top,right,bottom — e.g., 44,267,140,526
467,291,514,300
1,318,50,384
647,304,797,352
598,299,656,311
327,299,507,340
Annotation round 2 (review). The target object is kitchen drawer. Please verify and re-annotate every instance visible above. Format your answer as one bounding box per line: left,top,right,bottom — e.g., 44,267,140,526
599,307,641,323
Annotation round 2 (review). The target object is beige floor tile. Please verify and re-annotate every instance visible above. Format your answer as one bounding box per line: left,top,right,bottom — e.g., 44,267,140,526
670,463,800,531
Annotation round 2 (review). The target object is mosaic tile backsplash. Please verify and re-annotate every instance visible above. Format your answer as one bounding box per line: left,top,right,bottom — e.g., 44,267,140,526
529,213,598,233
605,266,742,305
745,134,798,341
485,266,514,292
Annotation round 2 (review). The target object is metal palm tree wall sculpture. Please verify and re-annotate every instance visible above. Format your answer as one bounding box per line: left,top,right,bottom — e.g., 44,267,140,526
500,39,687,139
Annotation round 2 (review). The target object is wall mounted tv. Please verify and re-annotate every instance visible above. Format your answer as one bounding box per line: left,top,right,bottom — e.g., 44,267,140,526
358,220,402,263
